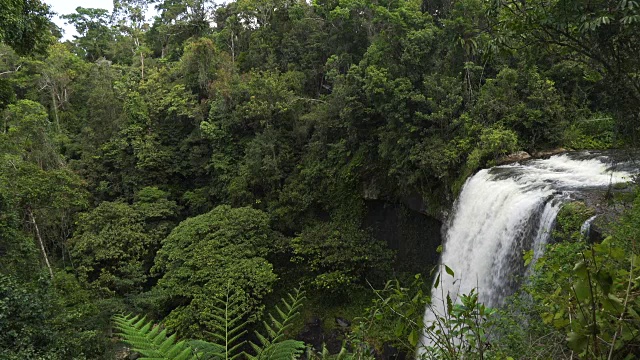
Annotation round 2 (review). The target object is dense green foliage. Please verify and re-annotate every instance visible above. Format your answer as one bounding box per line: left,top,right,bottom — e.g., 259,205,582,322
553,201,596,242
153,205,279,337
1,0,639,357
69,187,178,295
291,220,393,293
524,194,640,359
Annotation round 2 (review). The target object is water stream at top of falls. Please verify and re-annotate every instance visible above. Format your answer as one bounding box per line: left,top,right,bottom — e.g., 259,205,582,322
419,151,638,355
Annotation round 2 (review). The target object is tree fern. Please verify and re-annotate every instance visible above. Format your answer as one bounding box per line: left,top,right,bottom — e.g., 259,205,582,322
113,314,201,360
248,288,306,360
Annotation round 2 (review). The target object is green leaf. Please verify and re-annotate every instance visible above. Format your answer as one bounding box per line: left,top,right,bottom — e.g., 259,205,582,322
408,329,419,347
394,321,405,337
573,279,591,302
595,271,613,295
604,293,624,313
573,260,588,280
627,307,640,320
374,310,383,321
567,331,588,352
445,265,454,277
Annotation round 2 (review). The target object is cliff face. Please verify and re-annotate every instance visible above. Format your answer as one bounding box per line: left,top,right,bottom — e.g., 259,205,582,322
364,200,443,274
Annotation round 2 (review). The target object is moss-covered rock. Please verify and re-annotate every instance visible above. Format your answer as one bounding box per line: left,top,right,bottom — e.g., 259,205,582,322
553,201,595,242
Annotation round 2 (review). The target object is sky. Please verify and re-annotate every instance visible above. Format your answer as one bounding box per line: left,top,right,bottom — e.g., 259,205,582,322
45,0,114,40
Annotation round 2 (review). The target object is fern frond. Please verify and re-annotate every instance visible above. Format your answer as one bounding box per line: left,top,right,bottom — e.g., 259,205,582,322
249,288,306,360
334,344,354,360
321,344,330,359
112,314,200,360
253,331,270,348
260,339,306,360
204,284,250,360
187,340,225,360
264,321,278,339
275,305,288,323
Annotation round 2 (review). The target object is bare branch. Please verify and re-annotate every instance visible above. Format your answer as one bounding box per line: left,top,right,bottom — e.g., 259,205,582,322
0,64,22,76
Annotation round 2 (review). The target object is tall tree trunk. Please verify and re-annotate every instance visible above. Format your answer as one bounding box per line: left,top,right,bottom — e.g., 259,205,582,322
140,52,145,80
28,207,54,279
51,87,60,133
231,31,235,65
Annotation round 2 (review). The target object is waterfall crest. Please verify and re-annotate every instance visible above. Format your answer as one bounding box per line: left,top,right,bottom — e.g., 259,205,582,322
419,152,635,352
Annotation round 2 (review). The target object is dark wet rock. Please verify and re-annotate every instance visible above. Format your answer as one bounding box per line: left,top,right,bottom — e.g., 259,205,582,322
363,180,381,200
298,317,324,352
297,316,344,356
307,316,322,327
325,330,343,354
335,317,351,328
588,220,605,243
383,342,407,360
297,316,409,359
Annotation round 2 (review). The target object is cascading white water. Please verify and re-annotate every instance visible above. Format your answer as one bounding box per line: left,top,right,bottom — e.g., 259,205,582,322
419,152,636,354
580,215,599,238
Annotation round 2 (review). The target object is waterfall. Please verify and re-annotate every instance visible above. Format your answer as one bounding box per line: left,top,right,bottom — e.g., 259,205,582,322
580,215,598,238
419,152,635,354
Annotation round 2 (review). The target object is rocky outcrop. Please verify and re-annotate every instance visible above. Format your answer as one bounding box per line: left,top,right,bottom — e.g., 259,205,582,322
497,148,570,165
532,148,568,158
496,151,531,165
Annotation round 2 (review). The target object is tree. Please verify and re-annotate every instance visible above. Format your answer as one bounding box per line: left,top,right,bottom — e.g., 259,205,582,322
473,67,568,151
0,273,58,359
0,272,111,359
153,205,279,338
35,44,87,133
87,90,178,199
112,0,152,78
68,187,177,295
148,0,214,59
493,0,640,140
0,0,52,55
180,37,219,98
62,7,114,61
291,220,394,294
1,100,87,279
72,58,125,153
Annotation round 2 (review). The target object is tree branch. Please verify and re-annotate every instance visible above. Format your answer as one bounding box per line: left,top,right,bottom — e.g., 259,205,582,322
0,64,21,76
